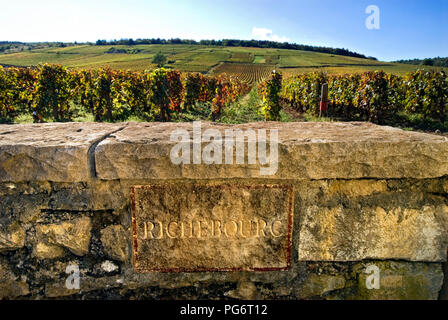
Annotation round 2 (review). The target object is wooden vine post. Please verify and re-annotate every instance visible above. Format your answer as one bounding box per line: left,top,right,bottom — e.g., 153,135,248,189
320,83,328,117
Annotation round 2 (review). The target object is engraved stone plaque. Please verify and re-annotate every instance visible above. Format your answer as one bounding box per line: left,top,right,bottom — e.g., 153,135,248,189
131,184,294,272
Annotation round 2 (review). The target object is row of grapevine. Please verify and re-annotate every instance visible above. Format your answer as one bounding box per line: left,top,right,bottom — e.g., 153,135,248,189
258,71,283,120
0,67,36,122
212,63,273,84
261,70,448,123
0,64,251,123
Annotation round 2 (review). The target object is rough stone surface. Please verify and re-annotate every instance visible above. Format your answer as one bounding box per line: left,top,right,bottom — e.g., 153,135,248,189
95,122,448,180
299,205,448,262
1,122,447,182
297,274,346,299
0,258,29,299
225,281,258,300
328,180,388,197
0,122,125,182
34,241,66,260
100,225,130,263
0,181,51,223
0,223,25,252
35,217,92,258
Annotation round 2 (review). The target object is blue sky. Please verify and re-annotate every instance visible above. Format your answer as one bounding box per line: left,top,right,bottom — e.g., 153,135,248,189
0,0,447,61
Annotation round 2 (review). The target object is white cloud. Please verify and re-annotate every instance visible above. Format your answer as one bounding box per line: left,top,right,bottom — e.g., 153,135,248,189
251,27,289,42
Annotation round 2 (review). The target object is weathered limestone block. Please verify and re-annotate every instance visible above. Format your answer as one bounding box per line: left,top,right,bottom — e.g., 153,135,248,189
47,180,126,211
0,182,51,224
225,281,259,300
443,180,448,193
297,274,346,299
34,241,66,260
2,122,448,182
328,180,388,197
353,261,443,300
100,225,130,262
35,217,92,258
0,223,25,252
299,205,448,262
1,122,447,183
0,122,125,182
95,122,448,180
0,258,29,299
131,184,293,272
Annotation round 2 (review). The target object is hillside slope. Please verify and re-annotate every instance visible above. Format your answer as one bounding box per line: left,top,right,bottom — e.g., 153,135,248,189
0,44,445,81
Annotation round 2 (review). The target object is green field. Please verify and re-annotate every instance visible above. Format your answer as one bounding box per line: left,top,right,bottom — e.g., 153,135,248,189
0,44,445,79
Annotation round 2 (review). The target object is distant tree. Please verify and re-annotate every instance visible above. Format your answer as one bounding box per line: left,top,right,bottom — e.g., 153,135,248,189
152,52,167,67
422,58,435,66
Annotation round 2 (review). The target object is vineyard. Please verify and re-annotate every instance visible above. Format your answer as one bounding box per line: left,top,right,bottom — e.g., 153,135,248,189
211,63,274,84
2,44,443,76
259,70,448,124
0,64,250,123
1,63,447,128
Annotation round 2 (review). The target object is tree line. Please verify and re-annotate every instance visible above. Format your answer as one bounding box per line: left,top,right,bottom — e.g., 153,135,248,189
95,38,376,60
394,57,448,68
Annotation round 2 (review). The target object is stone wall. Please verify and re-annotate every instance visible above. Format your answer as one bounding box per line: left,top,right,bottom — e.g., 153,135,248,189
0,121,448,300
